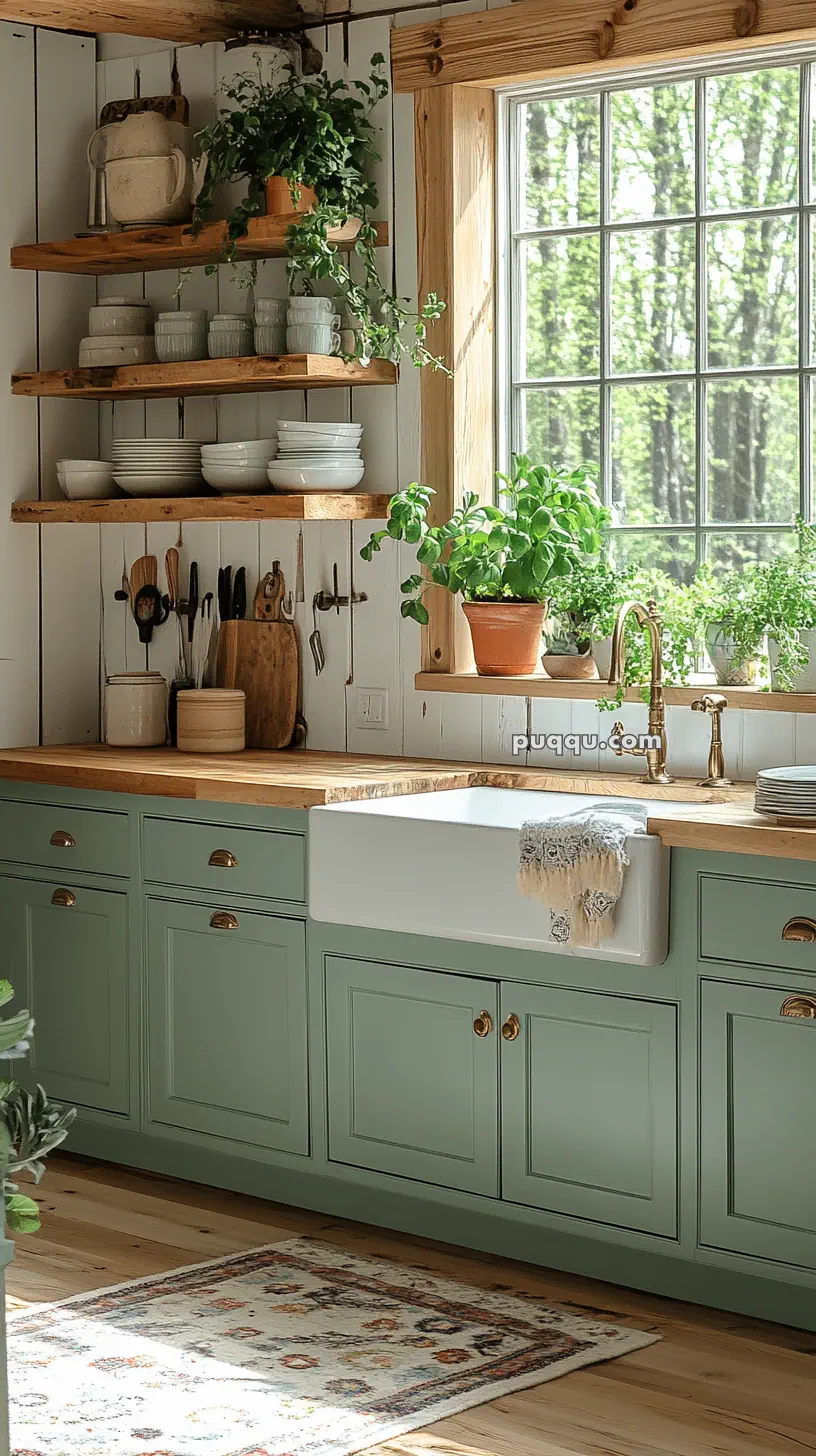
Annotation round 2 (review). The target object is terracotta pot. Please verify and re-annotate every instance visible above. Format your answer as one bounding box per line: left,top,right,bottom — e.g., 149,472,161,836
541,651,599,681
462,601,548,676
265,175,317,216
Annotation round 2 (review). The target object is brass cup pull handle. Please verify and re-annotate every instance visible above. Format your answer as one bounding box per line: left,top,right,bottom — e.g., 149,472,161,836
208,849,238,869
49,830,76,849
781,917,816,943
780,995,816,1019
473,1010,493,1038
501,1013,521,1042
209,911,239,931
51,888,76,908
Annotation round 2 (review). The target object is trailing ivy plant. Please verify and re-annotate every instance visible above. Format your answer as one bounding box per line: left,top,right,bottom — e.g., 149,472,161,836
361,457,608,624
0,980,74,1233
193,54,447,371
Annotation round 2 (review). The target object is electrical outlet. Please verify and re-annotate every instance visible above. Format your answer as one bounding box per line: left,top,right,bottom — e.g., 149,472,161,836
356,688,389,730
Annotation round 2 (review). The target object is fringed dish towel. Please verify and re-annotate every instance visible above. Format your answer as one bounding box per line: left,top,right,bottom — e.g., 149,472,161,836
518,800,649,948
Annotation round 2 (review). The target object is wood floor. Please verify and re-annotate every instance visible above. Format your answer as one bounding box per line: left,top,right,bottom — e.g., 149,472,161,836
6,1154,816,1456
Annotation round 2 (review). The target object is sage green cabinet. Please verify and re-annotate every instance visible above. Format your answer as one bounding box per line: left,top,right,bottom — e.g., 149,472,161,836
501,984,678,1236
325,956,499,1195
700,980,816,1269
0,874,129,1116
146,898,308,1155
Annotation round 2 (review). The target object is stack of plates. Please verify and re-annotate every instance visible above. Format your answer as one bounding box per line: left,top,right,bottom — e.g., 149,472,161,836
267,419,364,493
755,766,816,822
111,439,204,497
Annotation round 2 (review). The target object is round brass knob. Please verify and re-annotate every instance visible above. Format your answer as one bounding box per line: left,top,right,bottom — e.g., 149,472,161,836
501,1013,521,1042
781,917,816,943
780,995,816,1019
473,1010,493,1038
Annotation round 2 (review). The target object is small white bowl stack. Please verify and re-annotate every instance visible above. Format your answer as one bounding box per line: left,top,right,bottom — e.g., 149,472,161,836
111,438,203,497
57,459,116,500
201,439,277,494
755,766,816,823
267,419,364,493
79,297,156,368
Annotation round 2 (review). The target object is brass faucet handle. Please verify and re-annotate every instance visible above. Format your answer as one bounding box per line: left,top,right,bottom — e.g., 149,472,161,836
610,720,627,757
692,694,732,787
691,692,729,715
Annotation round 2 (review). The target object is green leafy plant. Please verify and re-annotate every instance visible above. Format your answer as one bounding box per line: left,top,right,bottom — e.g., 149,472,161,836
0,980,74,1233
193,55,447,370
361,456,608,624
732,519,816,690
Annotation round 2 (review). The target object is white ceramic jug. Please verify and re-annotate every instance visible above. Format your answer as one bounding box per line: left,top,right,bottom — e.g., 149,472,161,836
105,149,191,224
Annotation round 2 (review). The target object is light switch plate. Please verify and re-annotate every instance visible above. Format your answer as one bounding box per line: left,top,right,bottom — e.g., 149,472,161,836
356,688,389,729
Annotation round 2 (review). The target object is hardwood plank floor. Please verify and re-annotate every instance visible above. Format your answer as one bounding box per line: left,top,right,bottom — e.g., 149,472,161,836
6,1154,816,1455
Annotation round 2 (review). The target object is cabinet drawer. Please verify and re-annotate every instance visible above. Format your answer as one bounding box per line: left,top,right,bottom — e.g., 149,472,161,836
0,799,128,879
142,816,306,904
700,872,816,974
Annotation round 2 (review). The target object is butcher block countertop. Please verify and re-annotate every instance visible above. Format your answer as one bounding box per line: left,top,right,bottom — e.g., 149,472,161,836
0,744,803,859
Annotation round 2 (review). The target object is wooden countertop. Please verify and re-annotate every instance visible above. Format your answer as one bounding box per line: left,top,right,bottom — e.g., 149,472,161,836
0,744,801,859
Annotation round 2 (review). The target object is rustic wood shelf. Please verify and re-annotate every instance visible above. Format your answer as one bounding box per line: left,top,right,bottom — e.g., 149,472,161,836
12,494,392,525
10,217,388,276
11,354,397,401
415,672,816,714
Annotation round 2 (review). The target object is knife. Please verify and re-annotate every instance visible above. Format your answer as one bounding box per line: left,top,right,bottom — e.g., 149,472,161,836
232,566,247,621
187,561,199,643
217,565,232,622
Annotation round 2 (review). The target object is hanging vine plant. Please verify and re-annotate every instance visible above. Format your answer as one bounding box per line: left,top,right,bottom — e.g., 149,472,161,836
193,53,448,371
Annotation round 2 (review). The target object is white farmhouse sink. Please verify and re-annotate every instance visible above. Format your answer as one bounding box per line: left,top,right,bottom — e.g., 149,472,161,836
309,786,683,966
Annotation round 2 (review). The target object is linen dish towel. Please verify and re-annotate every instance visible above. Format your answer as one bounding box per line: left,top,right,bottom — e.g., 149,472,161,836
518,800,649,948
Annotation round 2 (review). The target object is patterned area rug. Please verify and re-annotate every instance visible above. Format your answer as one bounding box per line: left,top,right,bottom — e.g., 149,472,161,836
9,1236,659,1455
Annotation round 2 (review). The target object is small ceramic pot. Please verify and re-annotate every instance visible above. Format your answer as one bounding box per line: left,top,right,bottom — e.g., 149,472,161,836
462,601,549,676
265,175,317,215
176,689,246,753
592,635,614,680
254,323,287,356
105,671,167,747
88,299,153,336
706,623,760,687
287,297,335,319
156,310,209,331
541,651,599,681
255,298,289,320
78,334,157,367
768,628,816,691
156,331,208,363
208,330,255,360
286,323,340,356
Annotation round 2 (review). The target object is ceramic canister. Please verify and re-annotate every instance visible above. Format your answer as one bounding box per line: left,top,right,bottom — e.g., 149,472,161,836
105,671,167,747
176,689,246,753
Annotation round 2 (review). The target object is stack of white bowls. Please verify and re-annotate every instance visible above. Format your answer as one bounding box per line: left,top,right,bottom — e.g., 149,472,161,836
286,296,340,356
254,298,287,356
56,459,116,500
112,438,203,497
201,439,277,494
208,313,254,359
155,310,209,363
267,420,364,493
79,297,155,367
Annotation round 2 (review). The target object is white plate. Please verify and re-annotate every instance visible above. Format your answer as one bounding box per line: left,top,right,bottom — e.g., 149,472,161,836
267,463,365,491
757,765,816,782
113,438,208,447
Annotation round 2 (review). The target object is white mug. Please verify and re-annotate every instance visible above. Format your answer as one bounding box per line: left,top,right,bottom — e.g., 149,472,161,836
286,323,341,356
255,297,289,318
288,308,341,331
287,296,334,316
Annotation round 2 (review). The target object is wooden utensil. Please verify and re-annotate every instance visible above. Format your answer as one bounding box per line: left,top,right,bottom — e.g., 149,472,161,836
164,548,179,612
129,554,157,607
215,563,299,749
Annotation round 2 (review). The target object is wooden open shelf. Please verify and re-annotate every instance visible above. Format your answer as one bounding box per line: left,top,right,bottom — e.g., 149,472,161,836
415,672,816,714
12,494,392,524
11,354,397,401
10,216,389,276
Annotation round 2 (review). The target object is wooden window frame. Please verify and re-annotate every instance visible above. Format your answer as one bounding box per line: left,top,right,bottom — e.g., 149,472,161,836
405,0,816,704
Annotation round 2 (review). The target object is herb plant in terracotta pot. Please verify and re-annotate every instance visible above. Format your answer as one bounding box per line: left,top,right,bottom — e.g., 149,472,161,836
361,457,608,676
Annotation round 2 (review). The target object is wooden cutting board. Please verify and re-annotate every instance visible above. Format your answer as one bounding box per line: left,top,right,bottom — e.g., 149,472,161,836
215,566,298,750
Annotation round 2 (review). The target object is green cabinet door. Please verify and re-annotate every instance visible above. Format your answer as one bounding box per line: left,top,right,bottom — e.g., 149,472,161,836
700,979,816,1269
325,956,499,1196
501,984,678,1236
146,899,308,1155
0,874,129,1116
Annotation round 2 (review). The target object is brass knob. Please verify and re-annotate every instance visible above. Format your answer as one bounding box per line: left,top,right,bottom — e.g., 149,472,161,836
473,1010,493,1038
501,1013,521,1042
51,888,76,907
780,995,816,1019
49,830,76,848
209,910,239,931
781,917,816,943
208,849,238,869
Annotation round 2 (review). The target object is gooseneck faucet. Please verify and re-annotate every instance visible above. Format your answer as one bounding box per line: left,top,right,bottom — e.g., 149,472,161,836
608,598,674,785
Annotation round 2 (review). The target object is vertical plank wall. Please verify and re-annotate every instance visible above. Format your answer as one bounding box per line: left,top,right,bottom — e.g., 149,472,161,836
8,6,816,778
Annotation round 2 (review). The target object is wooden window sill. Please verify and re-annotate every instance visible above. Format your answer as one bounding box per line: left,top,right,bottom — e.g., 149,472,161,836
414,673,816,713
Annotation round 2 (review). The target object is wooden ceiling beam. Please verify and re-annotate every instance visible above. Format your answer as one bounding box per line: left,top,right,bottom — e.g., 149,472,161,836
0,0,333,43
391,0,816,93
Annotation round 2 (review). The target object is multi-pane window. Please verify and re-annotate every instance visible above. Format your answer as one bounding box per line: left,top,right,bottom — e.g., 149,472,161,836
500,52,815,581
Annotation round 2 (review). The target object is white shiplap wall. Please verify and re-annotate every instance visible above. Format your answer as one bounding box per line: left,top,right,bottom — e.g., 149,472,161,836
1,7,813,782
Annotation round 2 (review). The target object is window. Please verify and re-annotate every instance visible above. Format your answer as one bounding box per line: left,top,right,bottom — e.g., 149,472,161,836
499,52,815,582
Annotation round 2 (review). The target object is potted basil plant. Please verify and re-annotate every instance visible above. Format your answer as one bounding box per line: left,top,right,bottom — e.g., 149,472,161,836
193,55,447,371
361,457,608,676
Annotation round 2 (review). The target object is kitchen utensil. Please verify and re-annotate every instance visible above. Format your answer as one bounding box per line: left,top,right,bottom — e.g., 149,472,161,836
130,554,157,605
164,548,179,612
192,594,213,690
187,561,198,644
176,689,246,754
232,566,247,621
133,584,170,644
309,596,326,675
215,564,299,749
217,566,233,622
105,671,167,747
295,528,305,604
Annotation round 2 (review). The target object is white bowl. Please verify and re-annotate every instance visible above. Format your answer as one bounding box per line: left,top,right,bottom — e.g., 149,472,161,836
155,335,208,363
57,458,113,472
208,334,255,359
278,420,361,435
156,310,208,329
79,335,157,368
88,301,152,336
267,463,365,492
201,438,277,458
276,433,363,451
114,473,200,497
202,464,271,491
57,464,116,499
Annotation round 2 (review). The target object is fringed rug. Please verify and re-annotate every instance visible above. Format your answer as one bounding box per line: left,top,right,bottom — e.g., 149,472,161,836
8,1236,659,1456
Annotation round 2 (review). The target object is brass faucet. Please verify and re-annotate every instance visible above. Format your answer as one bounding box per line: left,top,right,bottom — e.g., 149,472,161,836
691,692,732,787
608,598,674,785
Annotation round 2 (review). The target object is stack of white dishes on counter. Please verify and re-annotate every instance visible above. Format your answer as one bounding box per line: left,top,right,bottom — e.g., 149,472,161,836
79,297,156,367
201,439,277,494
755,765,816,822
56,459,116,500
267,419,364,493
112,438,203,497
